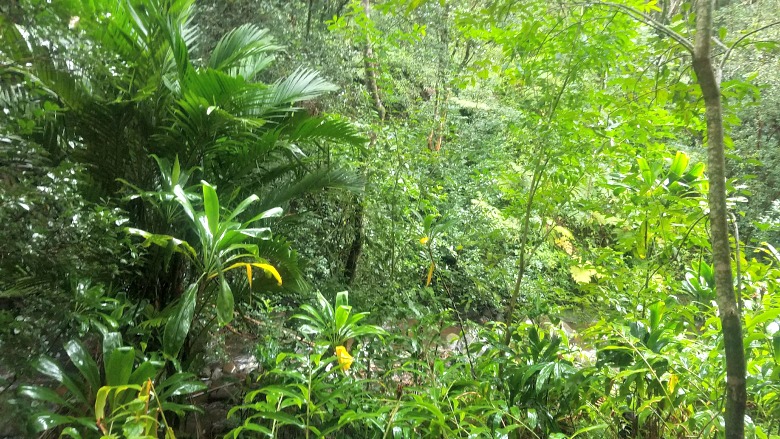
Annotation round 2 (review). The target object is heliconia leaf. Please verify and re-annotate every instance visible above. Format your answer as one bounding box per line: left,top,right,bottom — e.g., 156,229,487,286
95,384,142,424
65,340,101,395
669,151,689,179
686,162,706,179
126,228,197,259
223,262,283,286
102,332,122,361
173,185,196,222
202,181,220,236
244,207,283,226
171,155,181,185
18,385,70,407
163,283,197,358
60,427,83,439
94,386,110,423
105,347,134,387
637,157,654,185
240,227,272,239
334,304,351,335
570,424,608,438
253,263,281,285
226,194,260,222
637,219,649,259
158,373,206,399
128,360,163,387
30,413,78,433
649,301,665,332
667,373,679,395
217,275,234,324
335,291,348,309
34,357,87,405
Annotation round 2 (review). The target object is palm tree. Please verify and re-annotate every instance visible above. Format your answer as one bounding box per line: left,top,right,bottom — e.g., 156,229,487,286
1,0,364,309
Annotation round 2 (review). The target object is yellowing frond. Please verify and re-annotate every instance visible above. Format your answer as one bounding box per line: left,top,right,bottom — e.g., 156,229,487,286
251,263,282,286
425,262,435,287
223,262,283,286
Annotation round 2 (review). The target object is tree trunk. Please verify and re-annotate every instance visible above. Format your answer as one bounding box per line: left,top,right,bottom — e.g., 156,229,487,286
361,0,386,120
306,0,314,37
344,199,364,284
691,0,746,437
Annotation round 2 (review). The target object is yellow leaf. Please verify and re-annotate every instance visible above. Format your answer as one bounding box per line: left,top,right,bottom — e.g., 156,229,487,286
425,262,435,287
553,225,573,238
251,263,282,286
668,373,679,394
570,265,598,284
335,345,353,372
222,262,283,286
420,236,430,245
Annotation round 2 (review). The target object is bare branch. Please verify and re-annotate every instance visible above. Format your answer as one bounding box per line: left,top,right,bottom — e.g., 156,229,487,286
588,1,694,53
720,20,780,71
711,36,728,52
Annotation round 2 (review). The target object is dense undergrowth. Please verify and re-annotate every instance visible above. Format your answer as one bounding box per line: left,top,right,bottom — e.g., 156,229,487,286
2,0,780,438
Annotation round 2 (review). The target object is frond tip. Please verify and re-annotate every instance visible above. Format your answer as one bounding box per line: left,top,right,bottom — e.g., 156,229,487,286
224,261,283,287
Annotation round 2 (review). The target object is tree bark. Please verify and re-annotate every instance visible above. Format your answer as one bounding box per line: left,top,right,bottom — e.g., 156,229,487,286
306,0,314,37
361,0,386,121
344,199,364,284
691,0,746,437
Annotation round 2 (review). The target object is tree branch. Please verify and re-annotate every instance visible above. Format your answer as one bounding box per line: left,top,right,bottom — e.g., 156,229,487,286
589,2,694,53
720,20,780,71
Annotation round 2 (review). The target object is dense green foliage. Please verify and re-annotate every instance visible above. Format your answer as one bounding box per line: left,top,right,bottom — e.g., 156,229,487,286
1,0,780,437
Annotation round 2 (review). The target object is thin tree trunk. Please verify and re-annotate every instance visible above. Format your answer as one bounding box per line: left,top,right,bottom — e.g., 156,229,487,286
361,0,386,120
306,0,314,37
344,199,364,284
691,0,746,437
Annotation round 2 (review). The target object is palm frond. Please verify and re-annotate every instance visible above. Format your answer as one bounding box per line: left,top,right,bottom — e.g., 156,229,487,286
265,68,337,113
257,167,364,212
0,82,34,116
0,273,53,300
285,116,367,146
208,24,281,75
0,19,32,61
32,65,91,110
253,236,308,292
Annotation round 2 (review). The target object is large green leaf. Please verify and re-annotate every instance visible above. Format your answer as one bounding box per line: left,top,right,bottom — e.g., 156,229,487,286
18,385,70,407
208,24,280,73
668,151,689,179
202,181,220,236
65,340,101,395
102,332,123,360
173,185,197,222
163,283,198,358
105,347,135,387
217,275,234,324
226,194,260,222
128,360,164,387
269,68,337,109
157,373,206,399
29,413,82,434
34,357,87,405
